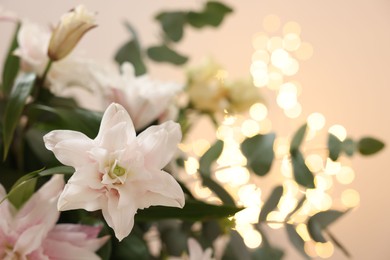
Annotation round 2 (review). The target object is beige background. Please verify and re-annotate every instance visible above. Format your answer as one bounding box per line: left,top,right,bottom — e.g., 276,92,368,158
1,1,390,259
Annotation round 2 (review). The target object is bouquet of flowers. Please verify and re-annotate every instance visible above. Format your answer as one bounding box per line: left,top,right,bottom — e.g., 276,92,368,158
0,2,385,259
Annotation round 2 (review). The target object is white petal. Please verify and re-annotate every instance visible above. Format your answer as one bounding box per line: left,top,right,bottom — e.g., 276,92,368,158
13,224,48,255
44,130,94,167
99,121,129,152
96,103,135,143
58,183,104,211
137,120,182,169
137,169,185,209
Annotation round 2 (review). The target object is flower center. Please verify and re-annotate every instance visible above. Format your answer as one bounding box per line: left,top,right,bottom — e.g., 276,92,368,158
108,159,127,179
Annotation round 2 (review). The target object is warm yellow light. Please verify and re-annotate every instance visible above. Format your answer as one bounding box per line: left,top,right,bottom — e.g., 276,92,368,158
259,118,273,134
324,158,341,175
306,189,332,211
267,71,284,90
252,50,270,64
284,103,302,118
281,156,293,178
283,33,301,51
243,229,263,249
277,83,298,110
328,124,347,141
271,48,290,69
241,119,260,137
192,139,211,157
267,36,283,52
307,112,326,131
305,154,324,173
238,184,262,207
314,174,333,191
336,166,355,185
296,223,311,241
194,181,212,198
266,211,284,229
283,180,299,197
216,125,233,140
235,206,261,225
283,21,302,35
185,157,199,175
251,61,269,87
252,33,269,50
295,42,314,60
263,14,281,32
304,241,318,258
281,57,299,76
341,189,360,208
315,242,334,259
250,103,268,122
274,137,290,157
230,167,251,186
278,195,298,215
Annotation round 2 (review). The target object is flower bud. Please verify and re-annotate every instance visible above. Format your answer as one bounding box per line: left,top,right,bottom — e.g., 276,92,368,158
48,5,96,61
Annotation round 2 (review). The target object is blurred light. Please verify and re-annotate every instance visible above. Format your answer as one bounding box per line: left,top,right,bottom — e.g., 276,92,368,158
283,33,301,51
336,166,355,185
194,182,212,198
341,189,360,208
241,119,260,137
305,154,324,173
281,156,293,178
328,124,347,141
266,211,284,229
230,167,251,186
277,83,298,110
263,14,281,33
315,242,334,259
271,48,290,69
185,157,199,175
252,50,270,63
278,195,298,215
306,189,332,211
267,71,283,90
238,184,262,207
223,113,237,125
192,139,211,157
217,125,234,140
267,36,283,52
307,112,326,131
284,103,302,118
283,21,302,35
235,207,261,225
259,118,273,134
295,42,314,60
252,33,269,50
304,241,318,258
314,174,333,191
283,180,299,197
296,223,311,241
324,158,341,175
250,103,268,121
178,143,191,153
281,57,300,76
243,229,263,249
274,137,290,157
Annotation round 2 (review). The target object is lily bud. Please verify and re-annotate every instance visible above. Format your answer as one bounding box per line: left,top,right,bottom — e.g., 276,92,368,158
48,5,96,61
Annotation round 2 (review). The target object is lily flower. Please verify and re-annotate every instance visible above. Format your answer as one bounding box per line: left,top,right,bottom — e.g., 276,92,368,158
44,103,185,241
0,175,108,259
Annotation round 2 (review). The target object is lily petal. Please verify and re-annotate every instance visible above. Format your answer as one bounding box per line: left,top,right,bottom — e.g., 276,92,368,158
58,183,104,212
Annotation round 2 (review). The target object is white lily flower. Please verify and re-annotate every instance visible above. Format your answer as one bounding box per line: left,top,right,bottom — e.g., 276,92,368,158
43,103,185,241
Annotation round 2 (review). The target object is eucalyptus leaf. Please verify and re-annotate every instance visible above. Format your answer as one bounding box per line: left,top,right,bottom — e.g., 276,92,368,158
202,176,235,206
135,199,241,221
251,245,284,260
285,224,309,259
241,133,275,176
328,133,342,161
199,139,224,178
147,45,188,65
1,22,20,97
259,185,283,222
3,73,36,160
358,137,385,155
7,176,36,209
342,138,356,157
156,12,187,42
291,151,315,188
187,1,233,28
307,210,346,243
290,124,307,154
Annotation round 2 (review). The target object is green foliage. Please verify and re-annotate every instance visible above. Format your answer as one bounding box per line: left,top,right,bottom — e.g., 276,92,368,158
147,45,188,65
259,185,283,222
241,133,275,176
289,123,307,153
307,210,346,243
222,231,251,260
187,1,233,28
358,137,385,155
342,138,355,156
328,133,342,161
285,224,309,259
291,151,315,188
2,73,36,160
199,139,224,177
135,199,242,222
111,232,150,260
7,174,37,209
156,12,187,42
252,245,284,260
1,22,20,97
114,22,146,76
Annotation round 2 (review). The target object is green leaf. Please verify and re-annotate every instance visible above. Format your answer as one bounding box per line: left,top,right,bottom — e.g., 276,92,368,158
3,73,36,160
358,137,385,155
159,222,187,257
114,22,146,76
202,176,235,206
147,45,188,65
285,195,306,220
25,128,57,166
328,133,342,161
199,140,224,178
111,233,150,260
156,12,187,42
187,1,233,28
259,185,283,222
135,199,242,222
290,124,307,154
342,138,356,157
285,224,309,259
241,133,275,176
291,151,315,188
8,176,36,209
307,210,346,243
251,246,284,260
1,22,21,97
